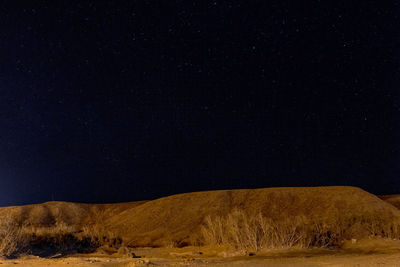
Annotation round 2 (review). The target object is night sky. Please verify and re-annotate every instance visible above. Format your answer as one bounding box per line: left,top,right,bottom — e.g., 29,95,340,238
1,1,399,206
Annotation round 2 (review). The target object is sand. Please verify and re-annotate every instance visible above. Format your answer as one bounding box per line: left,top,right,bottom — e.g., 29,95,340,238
2,239,400,266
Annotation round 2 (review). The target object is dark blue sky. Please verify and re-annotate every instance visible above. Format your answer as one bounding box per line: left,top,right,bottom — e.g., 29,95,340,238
0,1,399,206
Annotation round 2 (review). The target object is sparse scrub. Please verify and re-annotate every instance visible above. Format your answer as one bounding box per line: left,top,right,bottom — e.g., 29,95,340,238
0,213,121,258
79,223,121,249
201,210,313,251
201,209,400,251
78,209,122,248
0,215,28,258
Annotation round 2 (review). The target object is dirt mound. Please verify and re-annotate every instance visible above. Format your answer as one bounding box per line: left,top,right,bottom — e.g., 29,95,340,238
379,195,400,209
106,186,400,246
1,187,400,248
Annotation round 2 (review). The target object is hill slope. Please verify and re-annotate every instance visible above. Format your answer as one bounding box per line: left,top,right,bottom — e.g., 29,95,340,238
106,186,400,246
0,200,147,227
1,186,400,248
379,195,400,209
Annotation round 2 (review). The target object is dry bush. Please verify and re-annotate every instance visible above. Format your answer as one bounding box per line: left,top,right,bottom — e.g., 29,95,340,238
19,223,83,257
200,209,400,251
0,215,28,258
21,222,121,257
201,210,312,251
362,213,400,238
0,211,121,258
164,232,181,248
79,223,121,248
77,209,122,249
17,222,120,257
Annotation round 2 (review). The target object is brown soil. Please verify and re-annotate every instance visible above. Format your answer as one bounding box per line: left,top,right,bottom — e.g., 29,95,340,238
379,194,400,210
1,239,400,266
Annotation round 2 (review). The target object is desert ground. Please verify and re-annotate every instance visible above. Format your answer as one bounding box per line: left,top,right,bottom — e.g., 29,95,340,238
3,239,400,266
2,186,400,266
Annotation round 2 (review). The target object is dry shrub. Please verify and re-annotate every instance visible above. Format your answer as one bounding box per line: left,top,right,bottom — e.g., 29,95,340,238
19,222,120,257
0,210,121,258
164,232,181,248
201,209,400,251
201,210,311,251
79,223,121,248
16,223,84,257
78,209,122,248
0,215,28,258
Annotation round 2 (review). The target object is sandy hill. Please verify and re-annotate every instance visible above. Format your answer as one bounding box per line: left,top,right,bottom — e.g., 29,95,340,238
0,200,147,227
1,186,400,248
379,195,400,209
106,186,400,246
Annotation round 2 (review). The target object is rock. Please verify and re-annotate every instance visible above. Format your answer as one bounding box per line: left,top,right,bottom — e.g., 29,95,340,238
136,258,154,265
117,246,139,258
118,246,130,254
49,253,62,258
97,245,117,255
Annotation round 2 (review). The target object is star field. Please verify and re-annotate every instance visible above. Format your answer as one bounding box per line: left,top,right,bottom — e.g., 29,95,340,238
0,1,399,205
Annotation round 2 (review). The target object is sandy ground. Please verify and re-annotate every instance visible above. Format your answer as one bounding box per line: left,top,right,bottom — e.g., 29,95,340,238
2,239,400,267
2,252,400,267
0,254,399,266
